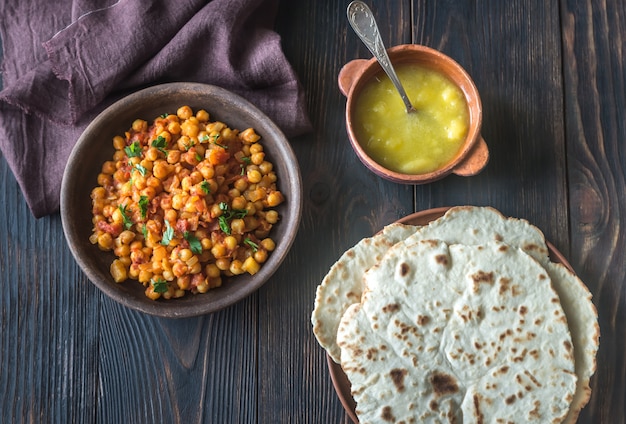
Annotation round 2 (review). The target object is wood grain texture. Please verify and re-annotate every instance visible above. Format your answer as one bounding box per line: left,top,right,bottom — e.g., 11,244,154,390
0,0,624,422
412,1,570,248
561,1,626,422
0,157,99,423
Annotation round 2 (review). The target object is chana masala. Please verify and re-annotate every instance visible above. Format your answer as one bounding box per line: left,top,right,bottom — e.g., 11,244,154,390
89,106,284,300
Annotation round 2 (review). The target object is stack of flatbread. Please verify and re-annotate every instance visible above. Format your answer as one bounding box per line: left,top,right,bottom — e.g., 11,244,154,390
311,206,599,423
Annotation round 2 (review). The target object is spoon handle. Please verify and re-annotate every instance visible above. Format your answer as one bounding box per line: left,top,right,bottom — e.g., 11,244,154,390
347,1,416,113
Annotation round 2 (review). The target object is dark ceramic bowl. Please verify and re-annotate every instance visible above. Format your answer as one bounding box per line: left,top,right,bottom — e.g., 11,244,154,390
61,83,302,318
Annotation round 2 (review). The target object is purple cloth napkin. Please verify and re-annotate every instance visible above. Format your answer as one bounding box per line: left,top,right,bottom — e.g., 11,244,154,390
0,0,311,217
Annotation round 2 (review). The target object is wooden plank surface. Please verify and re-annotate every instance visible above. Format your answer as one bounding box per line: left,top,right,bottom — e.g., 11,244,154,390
561,1,626,422
0,0,624,422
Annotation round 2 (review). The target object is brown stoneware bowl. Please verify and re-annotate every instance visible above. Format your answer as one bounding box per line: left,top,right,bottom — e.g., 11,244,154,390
61,82,302,318
338,44,489,184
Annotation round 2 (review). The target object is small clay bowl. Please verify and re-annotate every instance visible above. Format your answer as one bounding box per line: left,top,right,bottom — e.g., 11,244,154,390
338,44,489,184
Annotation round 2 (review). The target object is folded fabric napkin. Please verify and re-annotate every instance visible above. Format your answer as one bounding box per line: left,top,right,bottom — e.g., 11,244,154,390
0,0,311,217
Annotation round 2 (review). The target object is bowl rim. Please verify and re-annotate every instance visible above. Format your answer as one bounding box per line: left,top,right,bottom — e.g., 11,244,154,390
344,44,483,184
60,82,302,318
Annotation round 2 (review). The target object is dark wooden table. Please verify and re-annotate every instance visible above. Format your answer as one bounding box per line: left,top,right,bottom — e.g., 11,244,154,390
1,0,624,422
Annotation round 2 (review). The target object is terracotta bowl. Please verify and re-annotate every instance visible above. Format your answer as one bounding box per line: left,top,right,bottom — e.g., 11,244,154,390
61,83,302,318
338,44,489,184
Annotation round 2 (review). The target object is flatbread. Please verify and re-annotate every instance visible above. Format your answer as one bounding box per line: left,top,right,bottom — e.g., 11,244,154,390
311,223,418,363
337,239,577,423
543,262,599,424
402,206,599,420
311,206,598,422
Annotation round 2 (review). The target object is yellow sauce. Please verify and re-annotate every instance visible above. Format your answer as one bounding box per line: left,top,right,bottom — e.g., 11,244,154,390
353,63,469,174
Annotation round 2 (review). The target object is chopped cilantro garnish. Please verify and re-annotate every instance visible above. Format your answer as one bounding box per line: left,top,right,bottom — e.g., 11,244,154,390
217,202,248,235
244,238,259,252
151,135,168,154
142,224,149,239
240,158,251,175
124,141,142,158
151,277,169,294
159,113,169,118
218,216,231,235
212,134,228,149
138,195,149,219
118,204,133,230
134,163,147,176
184,231,203,254
195,153,203,162
161,220,175,246
200,180,211,194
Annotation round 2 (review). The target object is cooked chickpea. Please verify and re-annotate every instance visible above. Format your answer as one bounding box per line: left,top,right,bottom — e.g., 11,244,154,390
240,128,260,143
230,218,246,234
132,119,147,132
223,236,238,251
196,109,210,122
110,259,128,282
152,160,172,179
254,249,268,263
113,135,126,150
97,173,112,187
179,250,193,263
261,238,276,251
216,257,231,271
177,105,193,120
181,119,200,137
265,210,279,224
266,192,284,208
249,143,263,154
211,244,226,258
247,169,262,183
251,152,265,165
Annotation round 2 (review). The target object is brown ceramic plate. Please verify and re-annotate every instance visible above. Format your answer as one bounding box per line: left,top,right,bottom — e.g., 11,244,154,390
326,206,573,423
61,83,302,318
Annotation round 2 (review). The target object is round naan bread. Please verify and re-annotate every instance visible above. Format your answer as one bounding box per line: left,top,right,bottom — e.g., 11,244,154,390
337,239,578,424
311,223,418,363
402,206,599,422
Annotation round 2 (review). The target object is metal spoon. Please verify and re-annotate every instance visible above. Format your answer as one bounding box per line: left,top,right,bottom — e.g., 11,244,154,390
347,1,416,113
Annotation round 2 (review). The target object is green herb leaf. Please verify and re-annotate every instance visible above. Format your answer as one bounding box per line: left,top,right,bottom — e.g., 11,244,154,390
118,204,133,230
139,195,149,219
159,113,169,118
212,134,228,149
184,231,203,254
244,238,259,252
151,278,169,294
218,216,231,235
151,135,168,154
124,141,142,158
233,208,248,219
161,220,175,245
195,153,203,162
142,224,149,239
216,202,248,234
242,156,252,165
200,180,211,194
134,163,147,176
